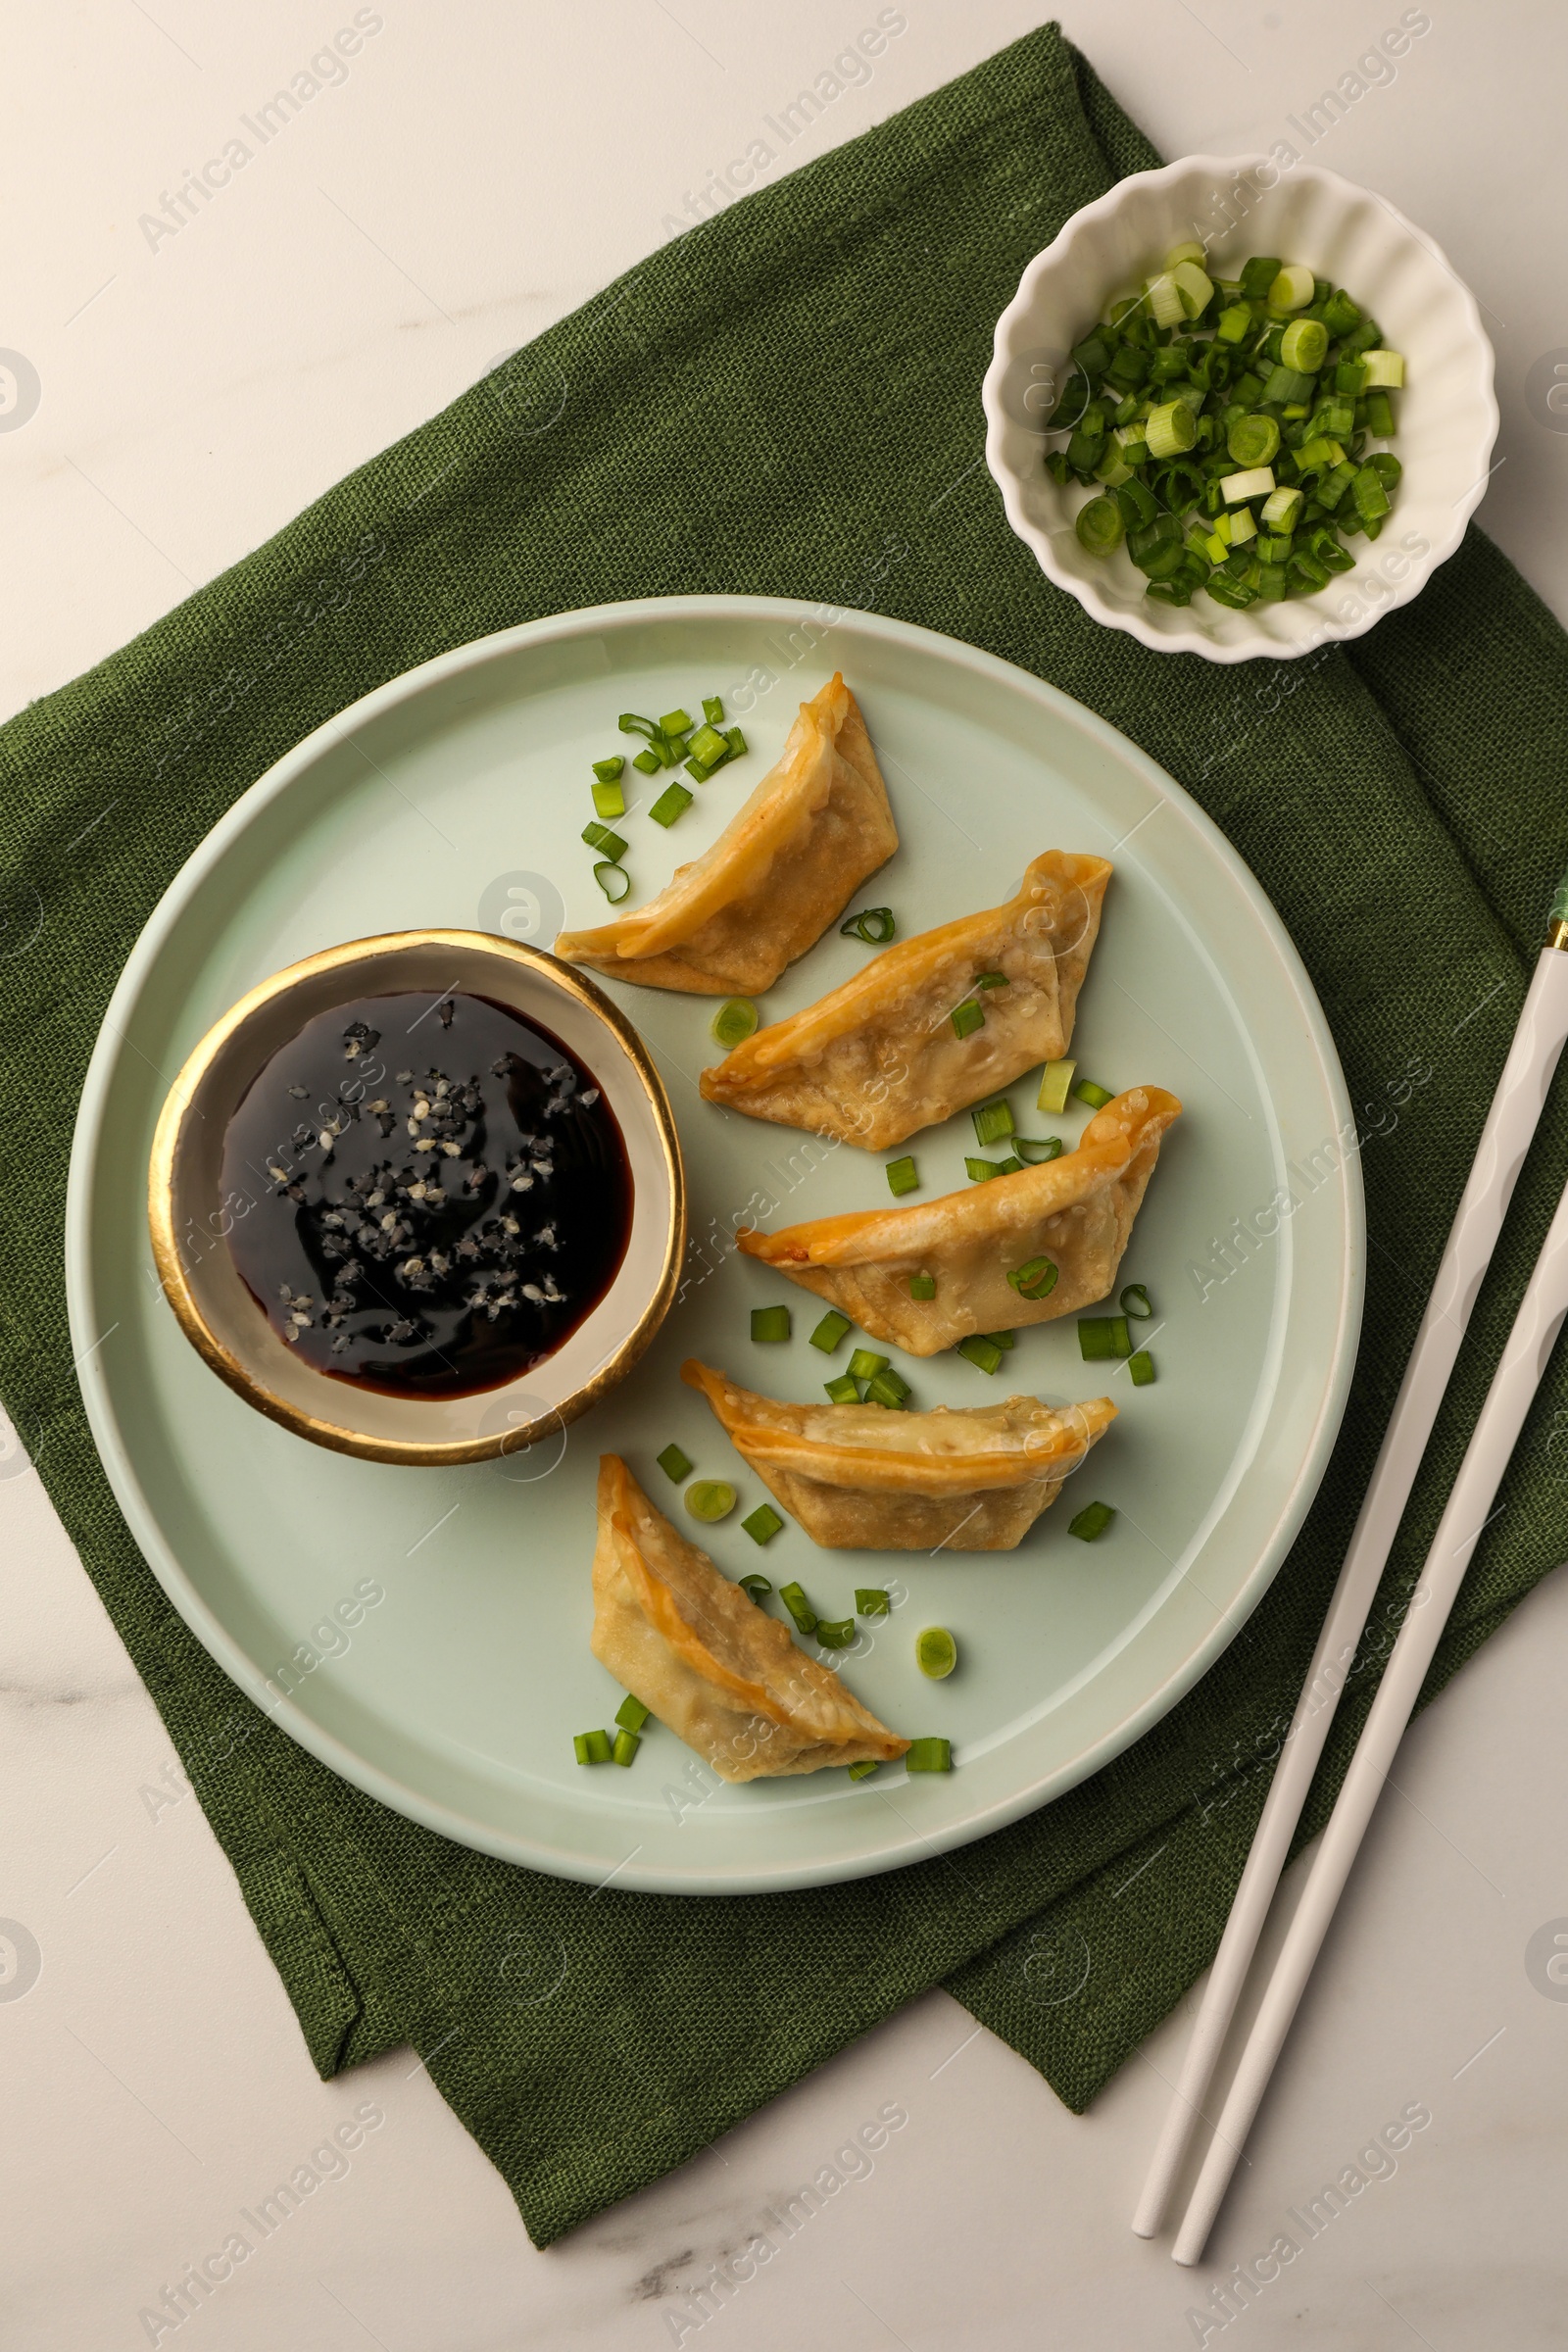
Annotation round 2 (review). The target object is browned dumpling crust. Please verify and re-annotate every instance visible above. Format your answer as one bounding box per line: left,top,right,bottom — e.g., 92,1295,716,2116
699,851,1112,1151
682,1362,1116,1551
588,1455,908,1780
554,673,897,996
735,1086,1181,1355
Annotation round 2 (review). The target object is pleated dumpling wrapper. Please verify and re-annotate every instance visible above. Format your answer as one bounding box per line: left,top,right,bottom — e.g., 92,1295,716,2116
589,1455,908,1780
735,1086,1181,1355
554,674,897,996
682,1362,1116,1551
699,850,1112,1150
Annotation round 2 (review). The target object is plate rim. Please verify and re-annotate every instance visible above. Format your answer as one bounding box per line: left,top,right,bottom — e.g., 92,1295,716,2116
66,594,1365,1892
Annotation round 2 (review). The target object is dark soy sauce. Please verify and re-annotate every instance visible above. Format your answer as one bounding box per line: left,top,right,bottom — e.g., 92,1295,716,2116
220,993,633,1398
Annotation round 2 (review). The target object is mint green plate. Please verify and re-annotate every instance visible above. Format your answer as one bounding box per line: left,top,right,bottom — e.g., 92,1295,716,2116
67,598,1362,1893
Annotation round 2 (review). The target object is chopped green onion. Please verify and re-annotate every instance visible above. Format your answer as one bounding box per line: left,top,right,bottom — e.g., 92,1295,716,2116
1013,1136,1063,1164
592,755,625,784
816,1617,855,1648
992,1155,1023,1176
751,1305,791,1343
848,1348,888,1382
702,695,724,724
971,1098,1015,1147
1163,241,1205,268
1007,1254,1058,1299
856,1588,890,1615
659,708,692,735
686,1479,737,1523
957,1335,1004,1375
688,722,728,765
615,1694,651,1731
612,1729,641,1767
1238,255,1281,299
1279,317,1327,371
631,747,662,775
574,1729,612,1765
906,1738,953,1772
1363,388,1396,438
834,904,896,945
1145,270,1186,329
1073,1078,1114,1109
591,778,626,819
1267,263,1314,312
1120,1282,1152,1319
779,1582,816,1636
1228,507,1257,548
710,997,758,1050
908,1273,936,1299
916,1626,957,1680
1260,485,1303,532
1146,399,1198,460
649,782,693,828
1352,464,1391,523
809,1310,852,1353
975,970,1009,989
1068,1500,1116,1542
656,1443,692,1483
594,860,631,903
1226,413,1280,468
1361,349,1404,388
618,710,658,739
724,726,747,759
823,1374,860,1404
1220,466,1275,504
1076,494,1125,557
1078,1315,1132,1360
848,1759,880,1781
1171,260,1214,318
864,1369,910,1409
885,1155,919,1197
951,1001,984,1040
1215,302,1251,344
1129,1349,1155,1386
986,1329,1016,1349
1038,1058,1076,1113
738,1573,772,1602
582,820,627,859
742,1503,785,1544
965,1156,1004,1183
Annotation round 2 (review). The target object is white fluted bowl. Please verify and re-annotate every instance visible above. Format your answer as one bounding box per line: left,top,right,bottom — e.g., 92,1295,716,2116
982,156,1497,662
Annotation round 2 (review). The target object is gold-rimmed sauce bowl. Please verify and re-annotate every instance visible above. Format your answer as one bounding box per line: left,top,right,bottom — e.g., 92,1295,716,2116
148,930,685,1466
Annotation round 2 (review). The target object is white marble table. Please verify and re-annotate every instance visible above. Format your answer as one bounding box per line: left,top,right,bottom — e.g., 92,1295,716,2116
6,5,1568,2343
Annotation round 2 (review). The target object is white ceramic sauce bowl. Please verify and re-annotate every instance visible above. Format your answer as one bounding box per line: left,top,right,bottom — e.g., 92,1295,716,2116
982,155,1497,662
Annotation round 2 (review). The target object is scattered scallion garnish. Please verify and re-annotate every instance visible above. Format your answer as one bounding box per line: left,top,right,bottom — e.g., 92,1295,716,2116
686,1479,737,1523
1007,1254,1058,1299
856,1589,890,1616
615,1694,651,1732
1013,1136,1063,1163
612,1730,641,1767
908,1273,936,1299
951,1001,984,1040
915,1626,957,1679
738,1573,772,1602
1073,1079,1114,1109
710,997,758,1049
649,783,693,828
816,1617,855,1648
751,1304,791,1343
848,1759,880,1781
823,1374,860,1403
592,778,625,820
848,1348,887,1382
779,1581,817,1636
1129,1349,1155,1387
1068,1500,1116,1543
840,906,897,944
742,1503,785,1544
582,821,627,860
593,860,631,903
885,1155,918,1197
809,1310,852,1353
1120,1282,1152,1318
1038,1059,1076,1114
592,756,625,784
971,1098,1015,1147
1078,1316,1132,1360
864,1368,910,1409
957,1335,1004,1375
656,1443,692,1483
573,1729,612,1765
906,1738,953,1772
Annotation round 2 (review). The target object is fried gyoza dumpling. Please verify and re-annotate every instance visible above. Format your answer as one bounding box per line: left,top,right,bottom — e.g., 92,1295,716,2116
735,1086,1180,1355
588,1455,908,1780
698,851,1112,1150
682,1361,1116,1550
554,674,897,996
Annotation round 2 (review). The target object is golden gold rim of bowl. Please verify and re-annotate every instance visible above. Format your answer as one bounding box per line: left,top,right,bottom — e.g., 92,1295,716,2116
147,930,686,1467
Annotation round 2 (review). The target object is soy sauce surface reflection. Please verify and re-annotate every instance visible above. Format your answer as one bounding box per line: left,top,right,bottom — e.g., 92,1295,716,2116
220,992,633,1397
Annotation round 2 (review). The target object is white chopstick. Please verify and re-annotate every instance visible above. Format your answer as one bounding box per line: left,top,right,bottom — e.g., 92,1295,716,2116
1133,914,1568,2249
1172,1136,1568,2261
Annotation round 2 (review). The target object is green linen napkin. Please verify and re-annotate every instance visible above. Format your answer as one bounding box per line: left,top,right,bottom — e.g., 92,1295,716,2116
4,24,1567,2246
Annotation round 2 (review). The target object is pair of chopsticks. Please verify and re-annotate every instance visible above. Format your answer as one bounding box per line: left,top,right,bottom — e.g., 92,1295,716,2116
1136,877,1568,2265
